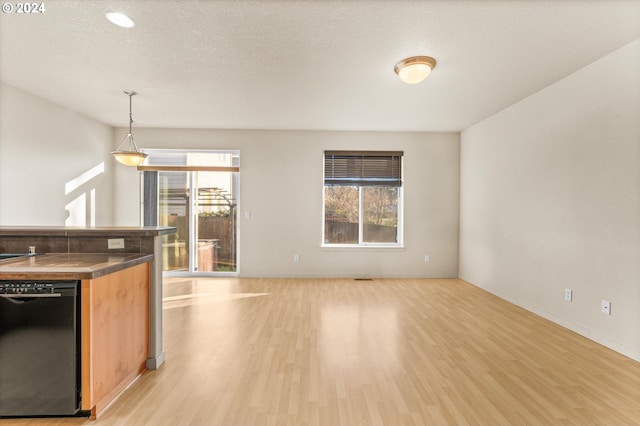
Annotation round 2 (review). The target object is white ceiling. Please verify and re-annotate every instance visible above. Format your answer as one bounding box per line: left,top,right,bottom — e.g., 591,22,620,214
1,0,638,132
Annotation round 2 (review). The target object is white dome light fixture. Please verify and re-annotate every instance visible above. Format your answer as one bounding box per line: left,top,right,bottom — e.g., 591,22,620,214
106,11,135,28
111,91,148,167
394,56,437,84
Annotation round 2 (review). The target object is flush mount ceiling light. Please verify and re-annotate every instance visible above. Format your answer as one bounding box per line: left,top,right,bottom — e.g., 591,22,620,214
111,91,148,167
394,56,437,84
106,11,134,28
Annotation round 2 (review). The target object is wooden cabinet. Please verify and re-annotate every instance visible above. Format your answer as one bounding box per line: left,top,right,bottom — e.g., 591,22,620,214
80,262,150,419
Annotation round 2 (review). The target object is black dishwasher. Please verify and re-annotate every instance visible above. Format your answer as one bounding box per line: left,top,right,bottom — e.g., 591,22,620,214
0,280,81,417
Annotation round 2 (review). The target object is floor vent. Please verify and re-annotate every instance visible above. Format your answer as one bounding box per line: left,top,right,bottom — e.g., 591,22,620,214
354,278,374,281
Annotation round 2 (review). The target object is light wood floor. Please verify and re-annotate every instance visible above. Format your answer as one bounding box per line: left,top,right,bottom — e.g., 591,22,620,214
4,278,640,425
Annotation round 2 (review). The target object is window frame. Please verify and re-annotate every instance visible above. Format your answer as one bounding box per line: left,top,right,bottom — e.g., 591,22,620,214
322,151,404,248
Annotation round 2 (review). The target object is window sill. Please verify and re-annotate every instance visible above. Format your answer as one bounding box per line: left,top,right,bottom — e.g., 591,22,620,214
321,244,405,250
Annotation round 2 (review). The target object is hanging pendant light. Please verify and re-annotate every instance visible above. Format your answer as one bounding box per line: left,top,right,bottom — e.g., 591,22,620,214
111,90,148,166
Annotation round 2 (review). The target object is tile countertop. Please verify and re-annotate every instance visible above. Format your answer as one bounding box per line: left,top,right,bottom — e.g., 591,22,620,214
0,253,154,280
0,226,176,237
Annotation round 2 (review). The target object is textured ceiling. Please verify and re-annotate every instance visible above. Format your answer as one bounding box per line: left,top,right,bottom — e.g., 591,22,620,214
1,0,639,132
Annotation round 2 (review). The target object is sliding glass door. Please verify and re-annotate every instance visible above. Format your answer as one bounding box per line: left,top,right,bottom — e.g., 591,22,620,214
143,150,239,275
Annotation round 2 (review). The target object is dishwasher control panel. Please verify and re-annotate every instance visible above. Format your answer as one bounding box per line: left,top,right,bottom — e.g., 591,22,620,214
0,282,55,294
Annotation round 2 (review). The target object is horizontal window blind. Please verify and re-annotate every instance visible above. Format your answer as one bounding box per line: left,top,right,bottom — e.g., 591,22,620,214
324,151,403,186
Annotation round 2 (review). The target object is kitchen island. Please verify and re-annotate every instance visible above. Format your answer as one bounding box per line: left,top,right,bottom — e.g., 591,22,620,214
0,253,153,419
0,226,175,419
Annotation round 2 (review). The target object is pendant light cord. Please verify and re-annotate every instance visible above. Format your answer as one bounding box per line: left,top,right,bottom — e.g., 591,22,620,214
128,91,134,136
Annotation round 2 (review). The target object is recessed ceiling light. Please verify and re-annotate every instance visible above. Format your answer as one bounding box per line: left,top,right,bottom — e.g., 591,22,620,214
106,12,135,28
394,56,437,84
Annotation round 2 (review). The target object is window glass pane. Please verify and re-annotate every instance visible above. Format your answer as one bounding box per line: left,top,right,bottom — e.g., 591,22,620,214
324,186,359,244
362,186,398,243
196,171,237,272
159,172,190,271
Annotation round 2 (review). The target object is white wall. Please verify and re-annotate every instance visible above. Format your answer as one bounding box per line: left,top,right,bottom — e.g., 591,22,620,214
0,82,114,226
459,40,640,361
113,128,460,278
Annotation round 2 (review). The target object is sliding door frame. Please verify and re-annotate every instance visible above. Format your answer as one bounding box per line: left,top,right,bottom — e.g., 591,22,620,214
141,150,240,277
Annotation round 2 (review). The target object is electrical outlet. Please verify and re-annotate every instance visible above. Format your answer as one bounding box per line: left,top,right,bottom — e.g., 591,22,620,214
108,238,125,249
601,300,611,315
424,255,430,263
293,254,300,263
564,288,572,302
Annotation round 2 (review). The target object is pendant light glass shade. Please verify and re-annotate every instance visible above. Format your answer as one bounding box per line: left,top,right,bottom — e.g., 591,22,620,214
394,56,437,84
111,91,148,166
112,149,147,166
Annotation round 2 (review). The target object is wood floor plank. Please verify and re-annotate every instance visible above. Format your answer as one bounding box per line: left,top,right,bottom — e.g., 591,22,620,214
2,277,639,425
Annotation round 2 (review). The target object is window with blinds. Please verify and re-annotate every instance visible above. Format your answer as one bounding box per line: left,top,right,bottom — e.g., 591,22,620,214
323,150,403,246
324,151,403,187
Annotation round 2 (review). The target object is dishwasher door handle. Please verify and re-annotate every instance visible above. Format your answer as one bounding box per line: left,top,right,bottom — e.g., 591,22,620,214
0,293,62,304
1,293,62,298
